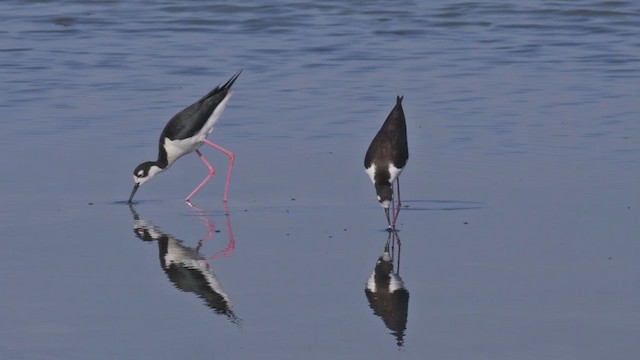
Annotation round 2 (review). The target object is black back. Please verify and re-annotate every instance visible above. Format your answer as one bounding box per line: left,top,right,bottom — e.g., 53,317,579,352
364,96,409,171
160,71,241,142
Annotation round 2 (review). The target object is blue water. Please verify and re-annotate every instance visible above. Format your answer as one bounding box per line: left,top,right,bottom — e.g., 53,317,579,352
1,1,639,359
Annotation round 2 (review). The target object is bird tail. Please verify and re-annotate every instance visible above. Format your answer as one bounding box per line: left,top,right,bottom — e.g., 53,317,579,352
220,70,242,91
199,70,243,102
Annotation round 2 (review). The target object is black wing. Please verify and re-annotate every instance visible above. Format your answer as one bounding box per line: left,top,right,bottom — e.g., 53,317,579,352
161,71,242,141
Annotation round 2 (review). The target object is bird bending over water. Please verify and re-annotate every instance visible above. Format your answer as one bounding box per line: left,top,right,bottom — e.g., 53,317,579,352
128,71,241,204
364,96,408,230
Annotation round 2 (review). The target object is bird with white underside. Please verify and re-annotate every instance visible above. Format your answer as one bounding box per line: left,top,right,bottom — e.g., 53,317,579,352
364,96,409,230
128,71,241,204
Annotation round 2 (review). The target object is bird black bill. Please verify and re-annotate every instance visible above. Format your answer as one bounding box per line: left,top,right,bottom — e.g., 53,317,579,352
384,207,392,229
128,183,140,204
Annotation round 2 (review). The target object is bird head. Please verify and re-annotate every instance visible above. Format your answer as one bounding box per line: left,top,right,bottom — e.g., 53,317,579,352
375,183,394,228
375,183,393,208
128,161,164,203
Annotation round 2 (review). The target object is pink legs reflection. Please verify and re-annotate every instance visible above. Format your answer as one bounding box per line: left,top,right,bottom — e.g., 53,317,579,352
128,203,239,323
187,201,236,262
387,229,402,275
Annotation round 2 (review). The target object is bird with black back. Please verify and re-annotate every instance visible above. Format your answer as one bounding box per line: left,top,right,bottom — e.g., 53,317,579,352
364,96,408,230
128,71,241,204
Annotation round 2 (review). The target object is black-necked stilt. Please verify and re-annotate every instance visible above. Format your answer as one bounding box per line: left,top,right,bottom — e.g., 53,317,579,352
364,96,408,229
128,71,241,204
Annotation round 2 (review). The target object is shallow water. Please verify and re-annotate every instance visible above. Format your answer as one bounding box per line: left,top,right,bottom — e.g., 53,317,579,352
1,1,639,359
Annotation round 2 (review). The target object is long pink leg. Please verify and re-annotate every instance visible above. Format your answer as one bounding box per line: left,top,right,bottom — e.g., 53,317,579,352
203,139,235,203
392,177,402,227
185,149,216,202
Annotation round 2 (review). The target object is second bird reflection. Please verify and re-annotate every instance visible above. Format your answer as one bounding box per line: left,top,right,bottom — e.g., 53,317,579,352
129,205,240,324
365,231,409,347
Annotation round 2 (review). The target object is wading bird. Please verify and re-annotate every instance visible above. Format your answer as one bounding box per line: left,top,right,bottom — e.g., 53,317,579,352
128,71,241,204
364,96,408,229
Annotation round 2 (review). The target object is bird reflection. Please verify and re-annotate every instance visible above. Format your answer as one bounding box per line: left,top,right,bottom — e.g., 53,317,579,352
365,231,409,347
129,204,239,324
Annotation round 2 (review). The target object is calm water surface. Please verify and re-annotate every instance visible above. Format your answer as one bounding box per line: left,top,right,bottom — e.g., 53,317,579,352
1,1,639,359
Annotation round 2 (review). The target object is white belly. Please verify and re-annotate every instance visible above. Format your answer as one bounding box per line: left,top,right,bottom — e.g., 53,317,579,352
163,91,234,166
164,137,203,165
199,90,233,138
